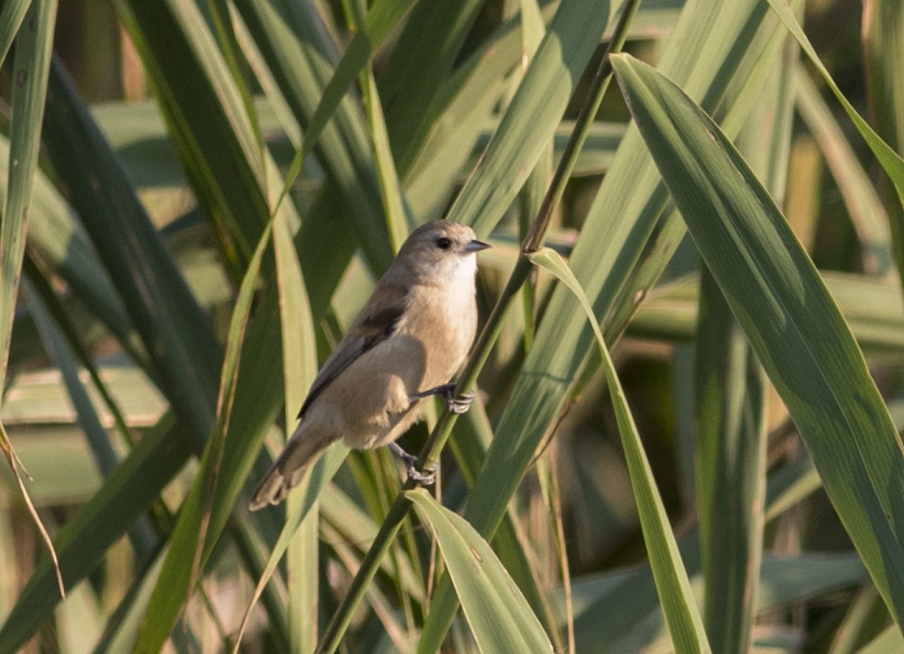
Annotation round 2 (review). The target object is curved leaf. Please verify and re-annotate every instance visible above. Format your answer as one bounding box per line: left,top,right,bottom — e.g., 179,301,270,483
612,51,904,627
529,247,711,653
406,489,554,654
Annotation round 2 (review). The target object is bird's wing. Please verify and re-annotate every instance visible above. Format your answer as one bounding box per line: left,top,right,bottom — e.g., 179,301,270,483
297,282,408,418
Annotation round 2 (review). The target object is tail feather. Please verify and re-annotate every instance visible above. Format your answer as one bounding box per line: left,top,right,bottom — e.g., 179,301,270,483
249,423,333,511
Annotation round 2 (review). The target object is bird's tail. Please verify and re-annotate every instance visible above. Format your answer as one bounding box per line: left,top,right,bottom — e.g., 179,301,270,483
248,422,333,511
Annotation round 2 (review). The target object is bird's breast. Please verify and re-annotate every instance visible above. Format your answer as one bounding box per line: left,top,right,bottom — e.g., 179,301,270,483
400,281,477,388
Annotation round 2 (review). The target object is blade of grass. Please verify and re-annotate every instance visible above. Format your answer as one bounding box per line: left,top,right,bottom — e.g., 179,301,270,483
863,0,904,285
360,70,410,250
0,0,30,68
3,136,141,363
137,145,322,647
273,197,319,652
89,545,166,654
113,0,270,275
694,45,797,651
765,0,904,286
446,0,615,236
828,585,886,654
858,625,904,654
795,69,892,275
42,60,221,448
231,445,347,654
1,0,56,384
23,256,139,455
612,51,904,627
529,247,711,653
240,0,415,271
407,489,555,653
599,0,802,353
0,412,192,654
516,0,549,352
694,269,766,654
22,279,119,477
277,0,417,202
134,216,273,651
232,0,393,274
0,0,61,600
379,0,485,170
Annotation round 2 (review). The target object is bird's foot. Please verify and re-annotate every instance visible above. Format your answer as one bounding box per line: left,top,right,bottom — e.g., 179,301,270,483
389,442,437,485
444,389,475,414
410,383,475,415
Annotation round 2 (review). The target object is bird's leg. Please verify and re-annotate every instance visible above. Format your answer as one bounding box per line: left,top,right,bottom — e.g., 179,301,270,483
410,383,475,414
388,442,437,485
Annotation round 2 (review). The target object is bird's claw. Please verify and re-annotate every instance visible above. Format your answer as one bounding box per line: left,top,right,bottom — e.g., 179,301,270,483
443,389,475,414
407,462,437,485
410,383,475,415
389,442,437,486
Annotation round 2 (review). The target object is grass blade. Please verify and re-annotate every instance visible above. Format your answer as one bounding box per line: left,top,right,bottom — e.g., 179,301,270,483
446,0,615,236
795,69,892,275
529,247,711,653
612,51,904,627
134,216,274,651
42,61,221,446
0,0,61,601
256,0,415,268
863,0,904,286
114,0,271,273
1,0,56,381
273,195,318,651
0,413,192,654
379,0,484,170
232,0,393,273
0,0,29,68
406,489,555,654
232,445,347,653
765,0,904,285
694,270,766,654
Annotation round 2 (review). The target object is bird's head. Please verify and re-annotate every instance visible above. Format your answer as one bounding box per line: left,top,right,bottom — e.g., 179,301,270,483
395,220,490,284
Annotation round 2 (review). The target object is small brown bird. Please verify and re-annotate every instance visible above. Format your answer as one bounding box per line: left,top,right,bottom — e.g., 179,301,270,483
250,220,489,510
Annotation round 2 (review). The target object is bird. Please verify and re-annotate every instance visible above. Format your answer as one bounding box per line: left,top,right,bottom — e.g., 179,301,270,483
249,220,489,510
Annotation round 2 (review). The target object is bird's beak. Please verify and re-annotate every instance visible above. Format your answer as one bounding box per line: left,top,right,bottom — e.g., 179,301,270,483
464,239,491,253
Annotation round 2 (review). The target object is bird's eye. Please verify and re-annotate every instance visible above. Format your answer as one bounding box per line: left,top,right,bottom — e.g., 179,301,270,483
436,237,452,250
